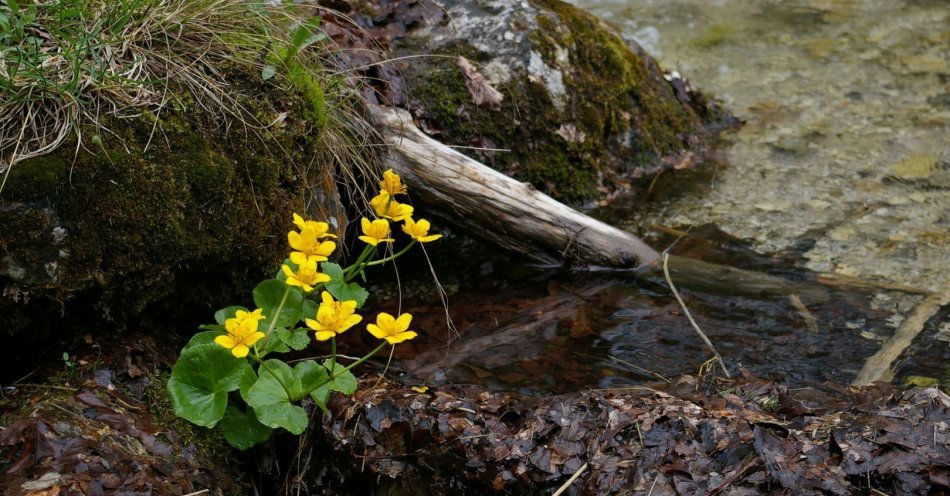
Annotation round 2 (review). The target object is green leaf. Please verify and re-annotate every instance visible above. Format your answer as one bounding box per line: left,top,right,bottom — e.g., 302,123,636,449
322,359,357,395
277,327,310,351
258,329,291,356
183,331,220,350
239,364,257,403
310,385,330,413
254,280,303,329
322,263,369,307
198,324,225,332
6,0,18,15
276,257,295,282
215,306,248,325
219,406,272,450
167,344,252,427
246,360,308,434
291,360,328,399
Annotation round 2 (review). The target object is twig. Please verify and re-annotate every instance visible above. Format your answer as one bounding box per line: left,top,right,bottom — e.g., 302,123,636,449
607,355,671,383
852,290,950,386
662,253,731,378
788,294,820,334
647,475,659,496
182,490,209,496
552,462,588,496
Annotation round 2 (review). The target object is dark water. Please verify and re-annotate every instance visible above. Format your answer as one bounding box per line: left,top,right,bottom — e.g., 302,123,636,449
371,229,948,396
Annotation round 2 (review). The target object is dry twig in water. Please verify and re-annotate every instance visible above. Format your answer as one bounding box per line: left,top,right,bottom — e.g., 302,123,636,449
662,253,731,378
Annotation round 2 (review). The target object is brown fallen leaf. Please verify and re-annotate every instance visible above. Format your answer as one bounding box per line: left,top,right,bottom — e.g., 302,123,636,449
457,56,504,110
556,123,586,143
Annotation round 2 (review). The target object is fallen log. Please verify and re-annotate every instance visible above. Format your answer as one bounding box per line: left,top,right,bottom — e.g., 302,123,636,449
369,104,831,302
368,104,660,269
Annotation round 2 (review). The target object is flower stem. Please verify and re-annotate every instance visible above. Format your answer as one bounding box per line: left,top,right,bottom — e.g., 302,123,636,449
313,342,388,391
366,240,416,267
329,337,337,378
260,285,291,350
252,353,292,399
343,245,374,278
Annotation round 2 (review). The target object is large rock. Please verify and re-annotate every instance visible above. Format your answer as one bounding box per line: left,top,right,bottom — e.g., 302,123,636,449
0,74,346,358
349,0,727,203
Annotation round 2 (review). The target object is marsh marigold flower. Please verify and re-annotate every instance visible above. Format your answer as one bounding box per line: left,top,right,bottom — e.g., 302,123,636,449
215,309,266,358
380,169,407,197
358,218,394,246
305,291,362,341
293,213,337,239
367,312,417,344
288,227,336,264
370,192,414,222
282,259,331,292
402,218,442,243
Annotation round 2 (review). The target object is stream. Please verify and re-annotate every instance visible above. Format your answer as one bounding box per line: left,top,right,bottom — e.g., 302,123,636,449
381,0,950,394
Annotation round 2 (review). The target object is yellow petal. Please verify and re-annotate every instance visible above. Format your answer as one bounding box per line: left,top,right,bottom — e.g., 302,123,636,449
244,332,265,347
411,386,429,393
314,272,331,283
376,312,396,330
366,323,387,340
290,252,314,265
304,318,321,331
389,331,418,344
315,331,336,341
214,335,237,349
321,291,334,305
395,313,412,332
417,219,431,231
232,344,250,358
358,235,380,246
288,231,303,251
293,213,306,230
420,234,442,242
281,265,295,278
340,300,358,313
360,217,372,234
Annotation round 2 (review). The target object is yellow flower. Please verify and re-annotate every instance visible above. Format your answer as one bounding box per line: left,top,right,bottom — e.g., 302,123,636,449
358,217,394,246
288,227,336,264
215,309,266,358
367,312,417,345
370,192,414,222
305,291,362,341
281,259,331,292
402,218,442,243
410,386,429,393
380,169,407,197
292,213,337,238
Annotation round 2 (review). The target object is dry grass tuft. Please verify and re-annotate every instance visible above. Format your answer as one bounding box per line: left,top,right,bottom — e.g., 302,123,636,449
0,0,375,194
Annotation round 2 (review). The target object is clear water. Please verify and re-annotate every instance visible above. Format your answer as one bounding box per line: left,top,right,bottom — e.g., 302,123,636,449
570,0,949,293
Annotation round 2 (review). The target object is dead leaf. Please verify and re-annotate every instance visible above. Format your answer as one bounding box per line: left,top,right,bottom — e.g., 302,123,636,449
556,123,586,143
457,56,504,110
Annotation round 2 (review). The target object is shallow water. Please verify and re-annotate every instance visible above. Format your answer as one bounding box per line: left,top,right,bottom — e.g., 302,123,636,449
385,0,950,395
570,0,949,293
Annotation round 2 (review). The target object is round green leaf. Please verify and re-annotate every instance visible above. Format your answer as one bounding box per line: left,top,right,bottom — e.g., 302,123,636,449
254,279,304,328
291,360,328,400
167,343,252,427
322,359,357,395
219,406,273,450
182,331,221,351
246,360,308,434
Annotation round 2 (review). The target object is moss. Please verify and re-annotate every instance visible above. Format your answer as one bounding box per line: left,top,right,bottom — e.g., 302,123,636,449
0,66,341,346
146,369,231,460
397,0,709,204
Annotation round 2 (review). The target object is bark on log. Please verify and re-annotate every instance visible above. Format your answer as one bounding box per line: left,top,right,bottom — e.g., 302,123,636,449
368,104,660,269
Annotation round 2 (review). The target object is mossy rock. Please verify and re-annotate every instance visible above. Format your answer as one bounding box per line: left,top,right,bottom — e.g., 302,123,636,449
0,73,345,359
387,0,726,204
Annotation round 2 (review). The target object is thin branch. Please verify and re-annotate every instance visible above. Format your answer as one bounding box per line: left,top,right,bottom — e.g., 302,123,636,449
662,253,731,378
